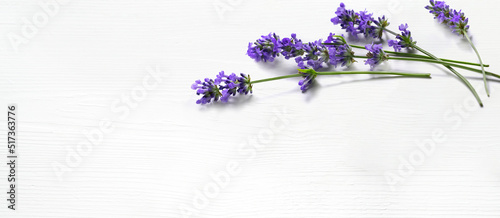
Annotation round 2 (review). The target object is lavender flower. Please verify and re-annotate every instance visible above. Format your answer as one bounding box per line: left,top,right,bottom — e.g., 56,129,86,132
279,33,304,59
295,40,329,70
324,33,356,67
426,0,488,96
191,78,221,105
249,33,356,70
364,43,388,70
247,33,305,62
357,10,378,39
247,32,326,70
247,33,282,62
425,0,450,23
387,39,402,52
192,71,252,104
297,69,317,92
331,3,389,39
372,16,390,39
236,74,253,95
425,0,469,36
331,3,359,36
388,24,416,52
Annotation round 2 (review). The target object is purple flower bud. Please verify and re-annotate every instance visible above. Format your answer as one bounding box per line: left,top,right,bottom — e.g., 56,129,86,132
388,23,416,52
192,71,252,104
249,33,355,70
331,3,388,39
364,43,387,70
324,33,355,67
279,33,304,60
425,0,469,36
294,39,330,70
298,69,317,92
388,40,403,52
247,33,282,62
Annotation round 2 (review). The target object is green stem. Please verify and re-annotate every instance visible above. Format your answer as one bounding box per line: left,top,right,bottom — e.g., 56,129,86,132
347,44,367,50
464,33,489,97
251,71,431,84
383,28,399,36
251,74,303,84
415,44,483,107
446,64,500,80
352,55,500,79
384,28,483,107
315,71,430,77
348,44,488,67
388,57,499,78
389,53,488,67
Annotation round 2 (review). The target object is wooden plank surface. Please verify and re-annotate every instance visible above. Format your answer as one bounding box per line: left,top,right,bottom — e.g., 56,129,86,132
0,0,499,217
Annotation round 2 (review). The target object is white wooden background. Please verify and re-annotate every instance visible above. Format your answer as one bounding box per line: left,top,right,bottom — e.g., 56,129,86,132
1,0,500,217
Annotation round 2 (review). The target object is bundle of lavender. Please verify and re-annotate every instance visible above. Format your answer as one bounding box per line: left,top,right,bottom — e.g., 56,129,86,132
191,1,495,106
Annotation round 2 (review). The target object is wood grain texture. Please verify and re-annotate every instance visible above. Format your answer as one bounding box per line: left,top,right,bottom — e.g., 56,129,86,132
0,0,500,217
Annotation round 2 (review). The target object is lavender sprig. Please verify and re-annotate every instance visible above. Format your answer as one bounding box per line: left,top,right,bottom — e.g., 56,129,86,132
425,0,489,96
298,69,317,92
191,70,431,104
295,39,329,70
191,71,252,104
249,32,489,77
325,33,356,68
246,33,281,62
331,3,388,39
248,32,491,94
364,43,388,70
425,0,469,36
388,24,416,52
331,2,484,107
280,33,304,60
250,32,491,78
247,33,356,70
191,78,221,105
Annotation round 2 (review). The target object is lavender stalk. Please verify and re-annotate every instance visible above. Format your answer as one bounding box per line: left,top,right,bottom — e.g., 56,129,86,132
425,0,489,96
191,70,431,104
331,2,484,107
